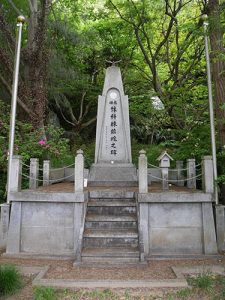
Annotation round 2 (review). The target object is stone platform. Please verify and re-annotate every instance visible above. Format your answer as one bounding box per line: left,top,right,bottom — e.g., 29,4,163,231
4,181,218,261
88,163,138,186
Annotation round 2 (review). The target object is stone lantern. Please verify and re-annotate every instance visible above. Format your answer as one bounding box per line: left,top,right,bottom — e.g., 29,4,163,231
157,151,173,190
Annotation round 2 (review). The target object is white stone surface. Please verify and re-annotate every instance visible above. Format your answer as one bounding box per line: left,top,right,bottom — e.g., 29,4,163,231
202,156,214,193
75,150,84,192
138,194,217,256
29,158,39,189
6,200,86,256
43,160,50,186
9,156,22,192
94,66,132,164
138,150,148,193
187,159,196,189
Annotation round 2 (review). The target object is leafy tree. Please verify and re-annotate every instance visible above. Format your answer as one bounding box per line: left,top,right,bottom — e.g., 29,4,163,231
201,0,225,148
0,0,56,129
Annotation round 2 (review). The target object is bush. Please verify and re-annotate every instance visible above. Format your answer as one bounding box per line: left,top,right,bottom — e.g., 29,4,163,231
33,286,57,300
0,264,23,296
0,99,74,201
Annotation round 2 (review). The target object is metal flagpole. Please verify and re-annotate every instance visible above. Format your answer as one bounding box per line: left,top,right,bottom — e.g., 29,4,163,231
7,16,25,204
202,14,218,205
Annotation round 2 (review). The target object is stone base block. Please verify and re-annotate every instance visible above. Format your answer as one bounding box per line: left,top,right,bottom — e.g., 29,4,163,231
6,199,86,257
88,163,138,186
138,194,218,257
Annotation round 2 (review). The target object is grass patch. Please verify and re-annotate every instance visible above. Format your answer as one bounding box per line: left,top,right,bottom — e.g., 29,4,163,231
0,264,23,296
176,287,192,299
166,272,225,300
66,289,118,300
33,286,57,300
187,271,214,291
53,289,134,300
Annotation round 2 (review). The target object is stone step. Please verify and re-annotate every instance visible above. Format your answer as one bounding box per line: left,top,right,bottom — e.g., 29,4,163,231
87,206,136,216
86,214,137,222
88,180,138,187
82,247,139,258
89,198,135,202
82,190,139,262
81,247,140,263
84,229,138,238
81,257,140,263
89,191,135,199
88,200,136,206
83,237,138,248
85,220,137,229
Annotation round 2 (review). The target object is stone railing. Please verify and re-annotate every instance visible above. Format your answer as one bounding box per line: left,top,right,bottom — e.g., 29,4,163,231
7,150,86,194
138,150,214,193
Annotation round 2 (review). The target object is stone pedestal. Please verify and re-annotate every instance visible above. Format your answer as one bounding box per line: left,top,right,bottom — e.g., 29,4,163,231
88,163,137,186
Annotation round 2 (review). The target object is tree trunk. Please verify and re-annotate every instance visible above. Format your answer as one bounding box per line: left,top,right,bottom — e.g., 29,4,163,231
208,0,225,148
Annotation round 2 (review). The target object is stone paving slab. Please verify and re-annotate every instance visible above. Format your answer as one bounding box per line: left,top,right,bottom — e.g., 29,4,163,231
16,265,225,289
35,182,197,193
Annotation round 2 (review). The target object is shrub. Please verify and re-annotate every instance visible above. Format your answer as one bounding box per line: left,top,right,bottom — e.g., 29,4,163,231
0,264,23,296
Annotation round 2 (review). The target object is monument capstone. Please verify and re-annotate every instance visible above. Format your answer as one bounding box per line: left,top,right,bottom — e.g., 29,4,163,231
88,66,137,186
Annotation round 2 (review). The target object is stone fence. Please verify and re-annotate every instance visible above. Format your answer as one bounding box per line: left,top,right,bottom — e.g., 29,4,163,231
138,150,214,193
7,149,86,194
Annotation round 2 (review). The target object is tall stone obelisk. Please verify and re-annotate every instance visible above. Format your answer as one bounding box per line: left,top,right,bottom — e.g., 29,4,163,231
88,66,137,186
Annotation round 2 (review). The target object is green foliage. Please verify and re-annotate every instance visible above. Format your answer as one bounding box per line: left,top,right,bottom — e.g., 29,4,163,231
0,172,7,204
132,141,164,167
33,286,57,300
0,100,72,169
176,287,192,299
0,264,23,296
1,0,225,201
71,138,95,168
188,272,214,291
0,99,73,201
165,273,225,300
217,175,225,185
169,124,211,162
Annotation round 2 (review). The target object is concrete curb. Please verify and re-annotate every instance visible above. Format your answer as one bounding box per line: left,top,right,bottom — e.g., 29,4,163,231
14,264,225,289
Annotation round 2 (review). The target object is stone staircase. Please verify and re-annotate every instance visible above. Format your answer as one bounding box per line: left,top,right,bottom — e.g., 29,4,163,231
81,191,140,263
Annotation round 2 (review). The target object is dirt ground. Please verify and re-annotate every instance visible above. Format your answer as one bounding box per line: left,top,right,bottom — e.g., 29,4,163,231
1,248,225,300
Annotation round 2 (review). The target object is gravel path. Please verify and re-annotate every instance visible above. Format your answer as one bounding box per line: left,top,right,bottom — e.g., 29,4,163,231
1,250,225,300
1,250,225,281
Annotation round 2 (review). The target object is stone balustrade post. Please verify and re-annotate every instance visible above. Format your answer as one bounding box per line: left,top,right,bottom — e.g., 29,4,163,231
162,167,169,190
215,205,225,251
187,159,196,189
29,158,39,189
43,160,50,186
202,156,214,193
176,160,184,187
9,155,22,192
0,204,10,242
75,149,84,192
138,150,148,193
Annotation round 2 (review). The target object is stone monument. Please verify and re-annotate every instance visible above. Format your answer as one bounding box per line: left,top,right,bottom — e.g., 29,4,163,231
88,66,137,186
